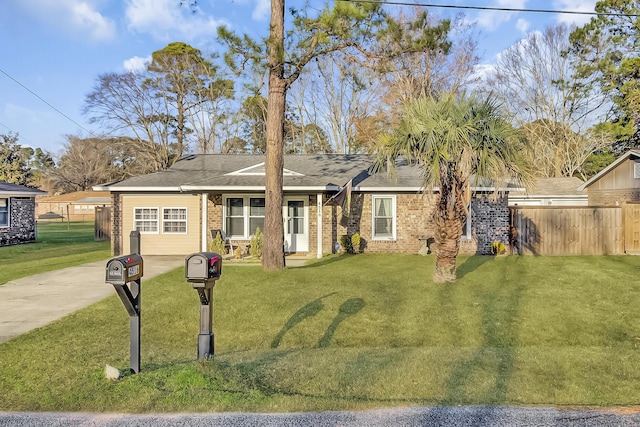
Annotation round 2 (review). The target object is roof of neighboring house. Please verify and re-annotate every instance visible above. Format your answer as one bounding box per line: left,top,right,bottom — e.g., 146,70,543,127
0,181,47,197
95,154,524,193
74,196,112,205
38,190,109,203
510,177,585,196
577,150,640,191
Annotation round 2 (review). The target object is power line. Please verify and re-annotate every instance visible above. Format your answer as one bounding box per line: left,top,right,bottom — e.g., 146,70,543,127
0,120,37,147
338,0,640,17
0,67,99,140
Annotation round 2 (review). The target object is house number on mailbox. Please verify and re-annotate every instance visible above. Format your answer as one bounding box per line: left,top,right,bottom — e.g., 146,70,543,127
128,265,140,277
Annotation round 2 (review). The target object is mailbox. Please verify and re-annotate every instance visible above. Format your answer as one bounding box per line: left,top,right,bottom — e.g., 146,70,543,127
185,252,222,283
106,254,144,285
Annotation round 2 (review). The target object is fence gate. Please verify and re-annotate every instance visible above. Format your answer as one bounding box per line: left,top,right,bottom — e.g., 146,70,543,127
95,206,111,241
624,203,640,254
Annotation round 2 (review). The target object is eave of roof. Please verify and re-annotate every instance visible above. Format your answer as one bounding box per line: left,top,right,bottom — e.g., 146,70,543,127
577,150,640,191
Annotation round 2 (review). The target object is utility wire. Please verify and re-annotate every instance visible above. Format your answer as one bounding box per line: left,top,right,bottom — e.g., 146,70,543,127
0,120,37,147
0,67,99,139
338,0,640,17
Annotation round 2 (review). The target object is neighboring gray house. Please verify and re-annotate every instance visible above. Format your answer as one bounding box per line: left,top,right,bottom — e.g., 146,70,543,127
95,154,521,258
508,177,587,207
0,181,47,246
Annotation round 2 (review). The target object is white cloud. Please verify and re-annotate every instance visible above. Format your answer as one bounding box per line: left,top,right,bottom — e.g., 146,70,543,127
252,0,270,21
125,0,226,41
553,0,597,26
475,0,527,31
17,0,115,42
516,18,530,33
123,56,151,73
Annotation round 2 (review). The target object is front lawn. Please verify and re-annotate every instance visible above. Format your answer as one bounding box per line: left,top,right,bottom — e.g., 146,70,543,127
0,221,110,285
1,254,639,412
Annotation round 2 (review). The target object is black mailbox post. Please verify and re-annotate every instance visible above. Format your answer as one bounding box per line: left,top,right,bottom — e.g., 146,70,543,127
105,231,143,374
185,252,222,359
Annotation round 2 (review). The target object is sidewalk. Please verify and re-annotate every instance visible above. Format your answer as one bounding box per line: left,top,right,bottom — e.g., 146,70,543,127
0,256,184,344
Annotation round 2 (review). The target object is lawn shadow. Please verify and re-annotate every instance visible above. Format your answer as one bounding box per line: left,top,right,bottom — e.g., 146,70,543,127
299,255,352,269
317,298,366,348
271,293,337,349
456,255,492,279
440,273,524,405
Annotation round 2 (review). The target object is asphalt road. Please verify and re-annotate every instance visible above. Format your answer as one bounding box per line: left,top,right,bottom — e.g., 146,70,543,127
1,406,640,426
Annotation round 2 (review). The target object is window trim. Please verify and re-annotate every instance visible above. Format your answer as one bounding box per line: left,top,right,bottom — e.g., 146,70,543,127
133,207,159,234
162,207,188,234
223,195,266,239
0,198,9,228
372,194,396,241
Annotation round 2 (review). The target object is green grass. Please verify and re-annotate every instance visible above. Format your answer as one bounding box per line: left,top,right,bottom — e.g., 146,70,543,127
1,254,640,412
0,221,110,285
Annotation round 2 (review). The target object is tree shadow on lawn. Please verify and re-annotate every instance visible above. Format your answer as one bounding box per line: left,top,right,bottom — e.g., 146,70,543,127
271,293,337,349
456,255,492,279
438,275,525,405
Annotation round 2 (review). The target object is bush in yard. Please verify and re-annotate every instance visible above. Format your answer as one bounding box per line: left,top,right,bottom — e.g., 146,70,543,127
351,233,361,254
210,231,226,255
491,241,506,255
250,227,264,259
339,234,352,254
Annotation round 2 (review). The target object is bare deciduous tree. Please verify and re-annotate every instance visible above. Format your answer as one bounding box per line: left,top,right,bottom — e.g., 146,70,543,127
485,24,611,177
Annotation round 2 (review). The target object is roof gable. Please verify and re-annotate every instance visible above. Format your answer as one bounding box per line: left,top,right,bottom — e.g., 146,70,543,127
578,150,640,191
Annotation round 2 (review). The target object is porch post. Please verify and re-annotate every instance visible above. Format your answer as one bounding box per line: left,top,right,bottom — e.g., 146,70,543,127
317,193,323,259
201,193,208,252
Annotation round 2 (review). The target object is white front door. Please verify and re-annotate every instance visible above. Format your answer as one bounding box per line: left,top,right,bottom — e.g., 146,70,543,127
283,197,309,253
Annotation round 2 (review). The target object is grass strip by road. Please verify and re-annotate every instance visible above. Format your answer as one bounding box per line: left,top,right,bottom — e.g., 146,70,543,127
1,254,640,412
0,221,110,285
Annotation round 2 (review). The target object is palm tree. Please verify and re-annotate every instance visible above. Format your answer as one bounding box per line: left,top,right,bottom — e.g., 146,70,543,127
375,93,532,283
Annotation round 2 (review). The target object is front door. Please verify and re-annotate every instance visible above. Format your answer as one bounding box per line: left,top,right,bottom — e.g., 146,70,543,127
283,198,309,253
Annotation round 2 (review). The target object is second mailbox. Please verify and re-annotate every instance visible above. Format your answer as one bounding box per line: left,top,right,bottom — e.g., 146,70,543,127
106,254,144,286
185,252,222,284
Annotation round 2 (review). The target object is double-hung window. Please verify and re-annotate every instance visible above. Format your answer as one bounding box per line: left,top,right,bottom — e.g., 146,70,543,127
372,195,396,240
134,207,159,233
163,208,187,233
0,198,8,227
224,196,266,239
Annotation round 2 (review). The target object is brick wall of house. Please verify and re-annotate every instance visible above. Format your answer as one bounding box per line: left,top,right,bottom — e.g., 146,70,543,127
206,193,224,250
588,189,640,206
321,192,508,256
201,191,509,257
0,197,37,246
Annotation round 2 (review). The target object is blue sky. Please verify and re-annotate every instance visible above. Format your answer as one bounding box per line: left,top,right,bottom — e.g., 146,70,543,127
0,0,595,156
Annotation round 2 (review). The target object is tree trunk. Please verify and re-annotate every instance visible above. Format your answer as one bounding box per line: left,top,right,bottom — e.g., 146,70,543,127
262,0,286,271
432,168,466,283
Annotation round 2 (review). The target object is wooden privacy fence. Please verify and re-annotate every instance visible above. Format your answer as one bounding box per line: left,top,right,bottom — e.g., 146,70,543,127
94,206,111,242
509,206,624,255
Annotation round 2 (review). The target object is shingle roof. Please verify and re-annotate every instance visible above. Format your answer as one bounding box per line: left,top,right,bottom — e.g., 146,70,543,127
0,181,46,196
510,177,585,196
100,154,521,192
38,190,108,203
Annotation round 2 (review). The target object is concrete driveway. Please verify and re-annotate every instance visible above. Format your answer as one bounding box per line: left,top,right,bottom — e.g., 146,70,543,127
0,256,184,343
